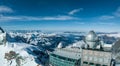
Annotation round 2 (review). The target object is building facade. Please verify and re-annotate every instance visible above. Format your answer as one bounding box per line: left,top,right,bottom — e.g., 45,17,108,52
81,49,112,66
49,30,114,66
49,48,81,66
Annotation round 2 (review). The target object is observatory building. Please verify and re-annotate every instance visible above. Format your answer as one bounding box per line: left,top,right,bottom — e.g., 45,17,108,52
49,48,81,66
84,30,100,49
0,27,6,45
81,30,112,66
49,30,114,66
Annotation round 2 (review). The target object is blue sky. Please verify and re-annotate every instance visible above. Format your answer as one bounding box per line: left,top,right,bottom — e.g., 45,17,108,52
0,0,120,32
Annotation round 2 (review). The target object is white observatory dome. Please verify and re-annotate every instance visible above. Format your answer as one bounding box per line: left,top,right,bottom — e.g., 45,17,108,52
57,42,63,49
85,30,98,42
85,30,99,49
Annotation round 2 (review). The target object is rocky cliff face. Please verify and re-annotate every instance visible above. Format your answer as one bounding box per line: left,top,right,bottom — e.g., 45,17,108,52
0,27,5,33
112,39,120,63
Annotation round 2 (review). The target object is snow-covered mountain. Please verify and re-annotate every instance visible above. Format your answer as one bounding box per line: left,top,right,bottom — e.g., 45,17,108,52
1,30,120,66
7,31,120,52
0,42,48,66
7,31,85,50
2,31,85,66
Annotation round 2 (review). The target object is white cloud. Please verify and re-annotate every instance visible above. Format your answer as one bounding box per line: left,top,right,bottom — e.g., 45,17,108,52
98,7,120,20
68,8,83,15
74,22,85,25
92,22,116,26
0,5,79,22
113,7,120,17
0,15,21,21
37,15,78,20
0,6,13,13
99,22,115,25
99,15,115,20
0,15,79,22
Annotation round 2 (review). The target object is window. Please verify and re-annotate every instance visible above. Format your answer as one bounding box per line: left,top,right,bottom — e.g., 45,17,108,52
94,57,97,62
89,62,94,65
83,61,88,64
99,58,103,63
104,58,109,64
96,64,101,66
89,56,93,61
84,55,88,60
102,65,107,66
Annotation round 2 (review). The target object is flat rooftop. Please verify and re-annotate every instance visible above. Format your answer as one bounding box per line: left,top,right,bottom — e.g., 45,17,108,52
52,48,81,60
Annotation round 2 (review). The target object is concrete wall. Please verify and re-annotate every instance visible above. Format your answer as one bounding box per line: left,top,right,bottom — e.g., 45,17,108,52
81,49,112,66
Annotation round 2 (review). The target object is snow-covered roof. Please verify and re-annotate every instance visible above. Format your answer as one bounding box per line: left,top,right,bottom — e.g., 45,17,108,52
52,48,81,60
103,44,112,48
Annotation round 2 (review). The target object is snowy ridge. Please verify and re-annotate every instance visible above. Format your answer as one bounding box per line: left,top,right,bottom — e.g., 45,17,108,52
0,42,48,66
1,31,120,66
